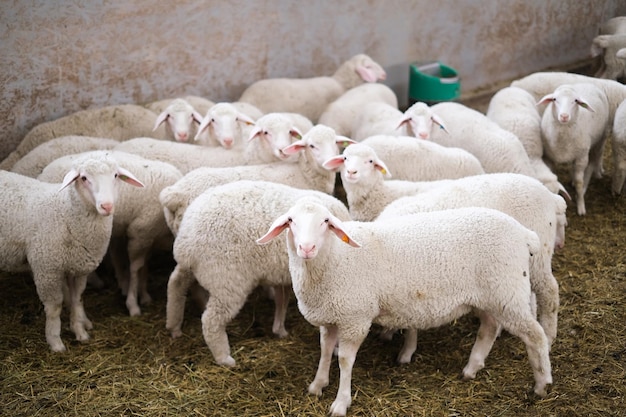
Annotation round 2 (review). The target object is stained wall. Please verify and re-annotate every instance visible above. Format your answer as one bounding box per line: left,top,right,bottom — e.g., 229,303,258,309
1,0,625,160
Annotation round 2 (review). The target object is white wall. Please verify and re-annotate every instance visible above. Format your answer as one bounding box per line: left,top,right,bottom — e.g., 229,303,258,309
1,0,625,160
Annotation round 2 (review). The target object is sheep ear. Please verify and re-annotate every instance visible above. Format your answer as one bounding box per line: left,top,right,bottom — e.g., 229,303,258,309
322,155,346,170
289,127,303,140
575,98,595,112
355,65,379,83
247,126,263,142
58,168,80,191
395,116,410,130
153,111,169,131
194,117,212,140
237,112,256,126
432,114,448,133
374,159,392,178
116,167,145,188
256,214,291,244
537,94,555,106
328,220,361,248
192,111,204,125
281,140,307,156
336,136,357,148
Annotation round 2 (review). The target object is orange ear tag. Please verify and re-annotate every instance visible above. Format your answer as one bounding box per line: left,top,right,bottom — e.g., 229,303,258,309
342,235,350,243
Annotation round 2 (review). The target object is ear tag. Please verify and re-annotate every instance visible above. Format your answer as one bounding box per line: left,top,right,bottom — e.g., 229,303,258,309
380,168,387,175
342,235,350,243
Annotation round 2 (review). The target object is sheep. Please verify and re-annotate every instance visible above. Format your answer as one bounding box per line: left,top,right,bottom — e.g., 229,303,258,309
420,102,536,176
538,83,610,216
0,104,169,171
151,98,205,143
394,101,449,139
318,83,398,137
10,136,120,178
486,86,568,196
359,135,485,182
238,53,387,122
591,34,626,80
350,102,406,141
510,71,626,124
245,112,315,163
0,152,144,351
610,99,626,195
376,173,567,361
159,124,354,236
194,102,262,149
165,180,351,367
37,150,183,316
257,199,552,416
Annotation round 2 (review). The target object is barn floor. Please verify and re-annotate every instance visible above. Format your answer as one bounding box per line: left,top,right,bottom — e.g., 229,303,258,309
2,65,626,416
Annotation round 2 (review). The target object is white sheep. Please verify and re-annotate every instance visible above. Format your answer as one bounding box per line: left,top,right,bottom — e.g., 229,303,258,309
166,180,351,367
538,83,610,216
151,98,205,143
610,99,626,195
257,200,552,416
359,135,485,182
318,83,399,137
510,71,626,124
37,150,182,316
159,124,353,236
0,152,144,351
10,136,120,178
394,101,449,139
350,102,406,141
0,104,169,171
194,102,260,149
591,34,626,80
376,173,567,361
486,86,568,196
238,53,387,122
423,102,536,176
245,112,315,164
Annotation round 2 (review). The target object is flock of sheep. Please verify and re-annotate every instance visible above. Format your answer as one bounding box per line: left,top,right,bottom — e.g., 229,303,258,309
2,21,626,415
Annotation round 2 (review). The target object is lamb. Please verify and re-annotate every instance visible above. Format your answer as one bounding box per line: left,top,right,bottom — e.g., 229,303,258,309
165,180,352,368
194,102,261,149
359,135,484,182
609,99,626,195
510,71,626,124
244,112,315,163
318,83,398,137
591,34,626,80
376,173,567,362
0,152,144,351
257,199,552,416
150,98,204,143
159,124,354,236
0,104,169,171
238,53,387,122
10,136,120,178
538,83,610,216
423,102,536,176
486,86,567,195
37,151,183,316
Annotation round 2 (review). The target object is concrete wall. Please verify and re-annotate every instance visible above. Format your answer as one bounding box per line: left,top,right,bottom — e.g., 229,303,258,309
1,0,625,161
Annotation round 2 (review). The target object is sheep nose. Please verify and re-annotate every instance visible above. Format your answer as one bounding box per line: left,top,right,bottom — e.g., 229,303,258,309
100,202,114,215
223,138,234,148
177,132,188,141
418,131,429,139
558,114,570,123
299,243,316,257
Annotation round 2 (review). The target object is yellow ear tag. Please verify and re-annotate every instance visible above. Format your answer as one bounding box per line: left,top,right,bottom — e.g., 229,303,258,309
380,168,387,175
343,141,351,147
341,235,350,243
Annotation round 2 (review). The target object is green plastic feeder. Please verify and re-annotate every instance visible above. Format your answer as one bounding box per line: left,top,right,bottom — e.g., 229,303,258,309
408,61,460,106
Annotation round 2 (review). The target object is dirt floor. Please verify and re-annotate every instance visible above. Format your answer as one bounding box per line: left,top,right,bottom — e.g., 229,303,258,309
1,77,626,416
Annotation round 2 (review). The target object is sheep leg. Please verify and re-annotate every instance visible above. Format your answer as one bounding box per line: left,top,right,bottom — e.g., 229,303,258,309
308,325,338,396
34,272,66,352
572,156,588,215
329,326,370,417
201,284,253,367
165,265,195,338
271,285,290,338
125,238,151,316
500,314,552,397
611,139,626,195
531,268,560,347
461,310,499,380
397,328,417,364
590,140,606,179
108,237,130,295
66,274,92,341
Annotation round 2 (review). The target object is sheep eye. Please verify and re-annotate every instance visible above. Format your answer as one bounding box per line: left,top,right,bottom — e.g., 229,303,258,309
368,159,374,164
81,176,88,181
264,130,269,135
114,173,119,178
324,218,329,223
309,144,315,149
287,217,293,223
